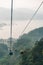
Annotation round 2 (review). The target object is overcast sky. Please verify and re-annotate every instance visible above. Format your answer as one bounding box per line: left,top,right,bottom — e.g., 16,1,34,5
0,0,43,21
0,0,43,39
0,0,43,9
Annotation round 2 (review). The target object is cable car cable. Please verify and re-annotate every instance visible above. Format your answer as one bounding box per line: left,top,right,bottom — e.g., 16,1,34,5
20,1,43,36
9,0,13,55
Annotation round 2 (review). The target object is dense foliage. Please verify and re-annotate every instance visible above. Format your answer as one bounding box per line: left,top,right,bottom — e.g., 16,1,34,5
0,27,43,65
20,38,43,65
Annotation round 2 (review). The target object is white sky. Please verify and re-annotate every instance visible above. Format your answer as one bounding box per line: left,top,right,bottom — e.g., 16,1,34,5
0,0,43,39
0,0,42,9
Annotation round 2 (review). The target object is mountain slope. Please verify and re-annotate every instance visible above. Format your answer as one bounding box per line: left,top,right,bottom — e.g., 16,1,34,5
15,27,43,50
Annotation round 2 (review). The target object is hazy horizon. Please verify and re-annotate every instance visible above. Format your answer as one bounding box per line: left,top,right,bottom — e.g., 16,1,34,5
0,0,43,39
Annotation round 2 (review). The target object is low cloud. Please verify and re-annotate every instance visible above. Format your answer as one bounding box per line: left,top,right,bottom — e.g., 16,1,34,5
0,23,7,27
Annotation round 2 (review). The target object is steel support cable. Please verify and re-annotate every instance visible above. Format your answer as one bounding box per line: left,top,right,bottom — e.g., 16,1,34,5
10,0,13,51
9,1,43,55
21,1,43,36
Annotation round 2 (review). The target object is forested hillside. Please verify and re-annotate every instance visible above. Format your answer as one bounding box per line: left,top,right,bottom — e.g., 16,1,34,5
0,27,43,65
